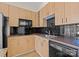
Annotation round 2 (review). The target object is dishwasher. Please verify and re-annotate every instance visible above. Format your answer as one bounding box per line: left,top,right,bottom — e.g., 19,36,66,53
49,40,78,57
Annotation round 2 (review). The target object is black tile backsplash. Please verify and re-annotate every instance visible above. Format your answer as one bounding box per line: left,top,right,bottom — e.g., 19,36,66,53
31,27,60,36
10,26,60,36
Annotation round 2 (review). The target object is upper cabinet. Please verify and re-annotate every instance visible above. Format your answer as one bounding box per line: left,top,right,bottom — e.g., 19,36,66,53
55,2,65,25
0,3,9,16
8,4,36,27
25,10,32,20
39,3,55,27
31,11,36,27
39,9,44,27
9,5,20,18
64,2,71,24
49,2,55,15
70,3,79,24
32,12,39,27
43,3,49,17
35,12,39,27
55,2,79,25
9,5,20,27
39,3,49,27
19,8,26,19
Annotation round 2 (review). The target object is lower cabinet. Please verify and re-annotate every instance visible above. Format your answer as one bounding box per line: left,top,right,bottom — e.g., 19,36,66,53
8,37,19,56
35,36,49,57
8,36,35,57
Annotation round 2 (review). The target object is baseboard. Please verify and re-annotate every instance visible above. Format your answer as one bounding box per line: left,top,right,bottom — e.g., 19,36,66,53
13,49,35,57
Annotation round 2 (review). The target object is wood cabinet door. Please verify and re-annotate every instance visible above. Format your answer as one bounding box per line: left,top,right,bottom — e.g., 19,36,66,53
9,17,19,27
55,2,65,25
31,12,36,27
18,36,27,54
9,5,19,18
49,2,55,15
9,5,20,27
35,12,39,27
39,37,49,57
70,2,79,24
0,3,9,16
35,36,42,56
39,4,48,27
18,36,35,54
19,8,26,19
28,36,35,51
43,3,49,17
25,10,32,20
8,37,19,57
65,2,71,24
41,39,49,57
35,36,49,57
39,10,44,27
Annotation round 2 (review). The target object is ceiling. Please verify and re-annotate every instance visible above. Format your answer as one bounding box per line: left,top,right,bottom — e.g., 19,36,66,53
5,2,48,12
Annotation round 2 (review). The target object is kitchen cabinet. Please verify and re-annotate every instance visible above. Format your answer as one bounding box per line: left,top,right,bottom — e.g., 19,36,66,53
28,36,35,51
55,2,65,25
43,3,49,17
64,2,71,24
39,10,44,27
17,36,35,54
19,8,26,19
49,2,55,15
39,3,49,27
32,12,39,27
35,12,39,27
39,3,55,27
9,5,20,18
8,36,35,57
35,36,49,57
9,17,19,27
17,36,28,54
25,10,32,20
8,5,20,27
41,37,49,57
0,3,9,16
35,36,42,56
8,37,19,56
31,12,36,27
55,2,79,25
70,3,79,24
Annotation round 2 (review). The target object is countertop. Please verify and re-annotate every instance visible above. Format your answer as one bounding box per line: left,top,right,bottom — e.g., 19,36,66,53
8,34,79,49
35,34,79,49
49,36,79,49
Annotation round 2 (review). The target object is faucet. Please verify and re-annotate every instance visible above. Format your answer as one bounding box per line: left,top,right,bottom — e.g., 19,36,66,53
48,30,51,35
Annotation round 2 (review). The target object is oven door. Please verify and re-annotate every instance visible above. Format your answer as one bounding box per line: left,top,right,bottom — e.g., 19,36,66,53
49,45,72,57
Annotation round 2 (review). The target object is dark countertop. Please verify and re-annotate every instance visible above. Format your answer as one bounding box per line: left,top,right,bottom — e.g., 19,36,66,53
35,34,79,49
49,36,79,49
8,33,79,49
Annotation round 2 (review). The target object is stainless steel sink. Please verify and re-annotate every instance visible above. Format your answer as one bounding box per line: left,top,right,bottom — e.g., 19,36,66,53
44,35,57,39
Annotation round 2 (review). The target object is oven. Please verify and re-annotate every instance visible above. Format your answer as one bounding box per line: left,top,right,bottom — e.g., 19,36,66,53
49,40,78,57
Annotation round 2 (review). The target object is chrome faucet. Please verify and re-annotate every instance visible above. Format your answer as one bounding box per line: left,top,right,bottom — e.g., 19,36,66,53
48,30,51,35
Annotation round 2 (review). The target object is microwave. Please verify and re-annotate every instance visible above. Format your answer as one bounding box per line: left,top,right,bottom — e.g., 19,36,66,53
19,19,32,27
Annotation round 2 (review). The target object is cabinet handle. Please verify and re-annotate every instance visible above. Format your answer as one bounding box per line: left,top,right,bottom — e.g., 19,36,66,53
62,18,63,23
66,18,67,22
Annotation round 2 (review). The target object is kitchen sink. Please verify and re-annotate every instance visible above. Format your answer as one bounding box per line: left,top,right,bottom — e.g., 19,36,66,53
44,35,57,39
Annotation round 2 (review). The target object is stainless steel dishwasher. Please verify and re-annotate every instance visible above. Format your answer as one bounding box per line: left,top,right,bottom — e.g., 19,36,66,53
49,40,78,57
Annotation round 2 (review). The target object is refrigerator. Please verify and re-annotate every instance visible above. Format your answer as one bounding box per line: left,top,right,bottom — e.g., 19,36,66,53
0,13,8,49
